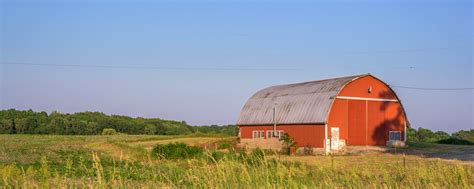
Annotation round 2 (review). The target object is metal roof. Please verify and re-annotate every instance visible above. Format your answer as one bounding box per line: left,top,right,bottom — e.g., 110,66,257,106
236,74,368,125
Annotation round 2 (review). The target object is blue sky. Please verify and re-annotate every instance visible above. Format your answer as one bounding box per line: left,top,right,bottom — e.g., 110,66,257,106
1,0,472,132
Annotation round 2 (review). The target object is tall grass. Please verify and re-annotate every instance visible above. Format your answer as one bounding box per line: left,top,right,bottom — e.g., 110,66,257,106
1,151,472,188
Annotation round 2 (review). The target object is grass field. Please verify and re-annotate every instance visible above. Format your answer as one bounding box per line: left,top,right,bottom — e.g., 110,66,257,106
0,134,473,188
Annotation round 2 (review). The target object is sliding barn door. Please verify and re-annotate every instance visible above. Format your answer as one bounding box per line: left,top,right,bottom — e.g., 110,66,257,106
347,100,367,145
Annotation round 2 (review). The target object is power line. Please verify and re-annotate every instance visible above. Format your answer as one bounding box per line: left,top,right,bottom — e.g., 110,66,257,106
3,61,473,91
342,47,462,55
0,62,301,71
390,85,474,91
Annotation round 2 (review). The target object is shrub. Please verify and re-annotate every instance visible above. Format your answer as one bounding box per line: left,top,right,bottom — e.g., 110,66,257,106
152,143,203,160
210,151,227,162
279,133,296,154
303,145,314,155
101,128,118,135
437,137,473,145
217,141,232,149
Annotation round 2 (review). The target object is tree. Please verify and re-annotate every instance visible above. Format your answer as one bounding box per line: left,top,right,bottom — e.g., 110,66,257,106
102,128,118,135
0,109,238,136
433,131,450,141
416,127,435,142
0,119,12,134
84,122,99,135
406,128,418,142
144,124,157,135
452,130,474,143
48,116,67,134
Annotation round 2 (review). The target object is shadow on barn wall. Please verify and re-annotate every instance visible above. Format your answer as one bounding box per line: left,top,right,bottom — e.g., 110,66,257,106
371,90,403,145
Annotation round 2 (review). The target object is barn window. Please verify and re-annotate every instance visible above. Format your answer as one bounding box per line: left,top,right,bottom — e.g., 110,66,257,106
253,130,264,139
266,130,284,139
277,131,284,138
389,131,401,141
266,131,273,138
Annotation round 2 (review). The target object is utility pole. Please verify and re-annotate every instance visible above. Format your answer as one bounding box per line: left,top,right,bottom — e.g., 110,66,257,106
273,103,277,137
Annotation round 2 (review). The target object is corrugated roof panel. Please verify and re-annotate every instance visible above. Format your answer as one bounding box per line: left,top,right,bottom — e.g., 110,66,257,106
236,74,367,125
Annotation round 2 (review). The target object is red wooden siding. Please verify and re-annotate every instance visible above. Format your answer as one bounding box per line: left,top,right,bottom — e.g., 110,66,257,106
328,75,406,146
239,125,325,148
337,76,398,100
348,100,367,145
327,99,348,140
367,101,387,145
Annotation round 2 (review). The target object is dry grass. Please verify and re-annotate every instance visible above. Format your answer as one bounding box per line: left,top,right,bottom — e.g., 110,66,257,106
128,137,226,150
0,134,473,188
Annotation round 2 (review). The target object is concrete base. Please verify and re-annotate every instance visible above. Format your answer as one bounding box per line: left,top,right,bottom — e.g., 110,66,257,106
386,140,406,147
239,138,284,150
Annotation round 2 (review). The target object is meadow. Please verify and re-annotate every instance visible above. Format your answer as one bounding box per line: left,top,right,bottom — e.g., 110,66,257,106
0,134,473,188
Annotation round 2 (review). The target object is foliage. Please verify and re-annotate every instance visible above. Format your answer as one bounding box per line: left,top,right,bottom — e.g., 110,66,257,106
193,124,238,136
217,140,232,149
1,150,472,188
210,151,227,162
152,143,203,160
437,138,474,145
101,128,119,135
0,109,237,136
279,133,297,154
0,135,473,188
279,133,296,147
452,130,474,143
408,127,473,145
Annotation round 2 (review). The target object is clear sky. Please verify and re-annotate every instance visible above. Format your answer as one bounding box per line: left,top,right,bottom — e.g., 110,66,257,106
1,0,472,133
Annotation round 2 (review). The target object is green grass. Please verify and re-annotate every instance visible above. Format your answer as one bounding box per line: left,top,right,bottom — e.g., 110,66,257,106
0,135,473,188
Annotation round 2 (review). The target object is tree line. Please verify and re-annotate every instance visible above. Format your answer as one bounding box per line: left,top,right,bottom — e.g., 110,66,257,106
1,109,472,145
0,109,237,136
406,127,473,145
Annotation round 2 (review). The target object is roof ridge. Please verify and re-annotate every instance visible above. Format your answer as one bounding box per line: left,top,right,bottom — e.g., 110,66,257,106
270,73,369,88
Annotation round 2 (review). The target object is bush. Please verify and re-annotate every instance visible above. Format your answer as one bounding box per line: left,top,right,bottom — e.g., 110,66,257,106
101,128,118,135
210,151,227,162
279,133,296,155
303,145,314,155
437,137,473,145
217,141,232,149
152,143,203,160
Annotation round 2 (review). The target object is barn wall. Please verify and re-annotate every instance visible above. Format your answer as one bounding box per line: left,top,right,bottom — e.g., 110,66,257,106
328,75,406,146
327,99,349,141
347,100,368,145
338,75,398,99
239,125,325,148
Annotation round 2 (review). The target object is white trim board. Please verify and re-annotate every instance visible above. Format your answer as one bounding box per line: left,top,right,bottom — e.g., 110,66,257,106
336,96,399,102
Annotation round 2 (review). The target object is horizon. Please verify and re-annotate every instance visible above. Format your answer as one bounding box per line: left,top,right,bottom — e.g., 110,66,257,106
1,0,473,133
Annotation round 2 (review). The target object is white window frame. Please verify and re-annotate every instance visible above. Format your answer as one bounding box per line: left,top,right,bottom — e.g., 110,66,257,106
253,130,265,139
266,130,273,139
252,131,258,139
278,131,284,139
389,131,402,141
266,130,284,139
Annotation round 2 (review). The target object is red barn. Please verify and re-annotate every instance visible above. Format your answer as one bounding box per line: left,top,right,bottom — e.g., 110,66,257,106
237,74,409,152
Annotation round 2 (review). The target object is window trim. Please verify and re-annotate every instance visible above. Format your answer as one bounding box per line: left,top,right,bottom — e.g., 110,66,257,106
389,131,402,141
266,130,284,139
266,130,273,139
252,130,265,139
